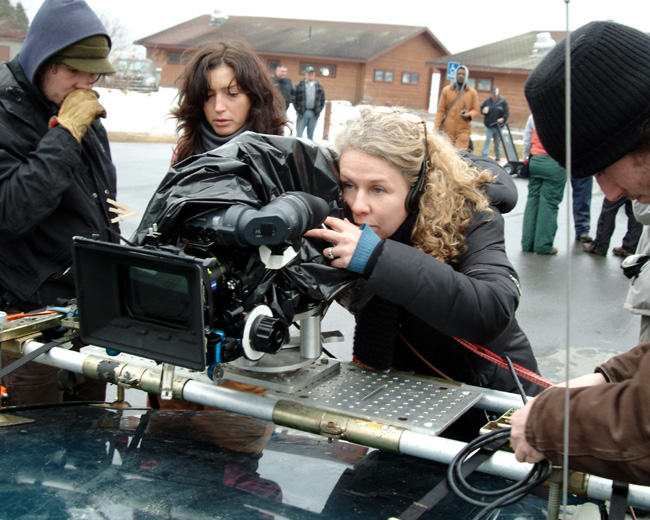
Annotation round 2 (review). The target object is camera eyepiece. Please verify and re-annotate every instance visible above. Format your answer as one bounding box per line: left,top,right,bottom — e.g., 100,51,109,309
184,191,329,247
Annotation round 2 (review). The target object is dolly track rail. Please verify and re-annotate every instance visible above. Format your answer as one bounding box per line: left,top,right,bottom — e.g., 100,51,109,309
8,339,650,510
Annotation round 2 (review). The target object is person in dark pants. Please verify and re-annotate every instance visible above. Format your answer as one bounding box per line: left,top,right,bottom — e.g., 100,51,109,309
480,87,509,161
583,196,642,256
270,64,293,112
294,66,325,140
571,177,593,243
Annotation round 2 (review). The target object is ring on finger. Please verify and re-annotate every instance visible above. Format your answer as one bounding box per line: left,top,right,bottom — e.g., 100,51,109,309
328,247,335,260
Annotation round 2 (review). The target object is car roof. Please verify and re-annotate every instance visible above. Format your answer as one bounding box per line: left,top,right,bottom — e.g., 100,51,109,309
0,405,554,519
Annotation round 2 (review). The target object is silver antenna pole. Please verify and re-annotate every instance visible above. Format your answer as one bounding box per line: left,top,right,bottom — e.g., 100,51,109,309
562,0,572,518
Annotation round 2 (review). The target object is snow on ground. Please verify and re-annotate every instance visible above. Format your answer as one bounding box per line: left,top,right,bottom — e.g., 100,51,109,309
95,86,511,151
96,85,362,145
97,86,178,137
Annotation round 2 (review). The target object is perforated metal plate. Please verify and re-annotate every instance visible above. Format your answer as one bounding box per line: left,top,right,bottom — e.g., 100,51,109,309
266,364,483,436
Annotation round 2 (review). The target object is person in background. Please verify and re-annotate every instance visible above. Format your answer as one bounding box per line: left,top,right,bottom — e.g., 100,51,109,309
270,64,293,112
171,39,287,165
293,65,326,140
520,115,566,255
571,177,594,244
622,202,650,343
583,195,642,257
305,108,540,439
480,87,509,162
0,0,119,405
511,21,650,485
434,65,479,151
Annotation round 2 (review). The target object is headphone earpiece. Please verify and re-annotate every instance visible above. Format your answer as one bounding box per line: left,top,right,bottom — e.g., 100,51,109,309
405,155,427,213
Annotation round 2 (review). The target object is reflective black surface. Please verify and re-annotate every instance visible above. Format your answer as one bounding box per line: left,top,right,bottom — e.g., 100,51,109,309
0,405,566,519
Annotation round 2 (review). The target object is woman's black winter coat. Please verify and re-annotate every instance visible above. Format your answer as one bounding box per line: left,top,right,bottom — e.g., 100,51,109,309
354,157,540,395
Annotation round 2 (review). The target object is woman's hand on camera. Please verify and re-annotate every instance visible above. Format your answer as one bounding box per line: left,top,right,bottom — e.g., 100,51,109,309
304,216,362,268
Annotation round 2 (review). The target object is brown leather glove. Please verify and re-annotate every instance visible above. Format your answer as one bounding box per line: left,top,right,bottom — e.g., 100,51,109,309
49,89,107,143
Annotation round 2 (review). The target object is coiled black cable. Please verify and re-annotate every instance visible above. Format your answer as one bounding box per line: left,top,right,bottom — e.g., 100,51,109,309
446,355,553,520
446,427,554,520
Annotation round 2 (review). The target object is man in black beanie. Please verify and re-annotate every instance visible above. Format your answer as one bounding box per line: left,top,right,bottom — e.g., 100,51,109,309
510,21,650,485
0,0,120,405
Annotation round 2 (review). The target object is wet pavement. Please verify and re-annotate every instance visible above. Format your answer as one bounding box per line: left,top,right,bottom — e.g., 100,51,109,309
112,142,642,386
504,175,641,383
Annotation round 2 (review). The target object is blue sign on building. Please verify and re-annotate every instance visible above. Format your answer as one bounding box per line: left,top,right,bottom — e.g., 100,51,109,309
446,62,459,81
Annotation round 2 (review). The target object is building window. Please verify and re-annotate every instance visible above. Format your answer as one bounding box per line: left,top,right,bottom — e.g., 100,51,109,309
299,63,337,78
467,77,493,92
374,69,394,82
401,72,420,85
268,59,280,71
477,78,492,91
168,52,190,65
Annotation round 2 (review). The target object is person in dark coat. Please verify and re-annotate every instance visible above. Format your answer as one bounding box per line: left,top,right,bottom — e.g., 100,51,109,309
270,64,293,111
305,108,541,419
0,0,120,405
480,87,509,161
293,66,326,140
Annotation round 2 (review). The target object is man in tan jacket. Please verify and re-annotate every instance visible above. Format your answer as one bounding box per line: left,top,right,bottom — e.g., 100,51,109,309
433,65,479,151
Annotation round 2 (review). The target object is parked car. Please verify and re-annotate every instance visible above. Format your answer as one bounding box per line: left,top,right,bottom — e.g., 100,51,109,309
0,404,562,519
101,57,161,93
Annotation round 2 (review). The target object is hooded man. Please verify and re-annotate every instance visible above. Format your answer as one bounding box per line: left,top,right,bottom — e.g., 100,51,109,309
433,65,479,151
0,0,120,405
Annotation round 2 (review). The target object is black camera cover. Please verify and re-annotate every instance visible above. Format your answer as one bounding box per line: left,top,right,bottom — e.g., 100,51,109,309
134,132,362,323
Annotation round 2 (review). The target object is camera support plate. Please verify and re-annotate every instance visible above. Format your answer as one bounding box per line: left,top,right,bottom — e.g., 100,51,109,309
265,364,482,436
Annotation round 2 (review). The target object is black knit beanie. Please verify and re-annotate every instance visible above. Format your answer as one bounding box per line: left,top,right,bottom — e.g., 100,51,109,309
525,21,650,179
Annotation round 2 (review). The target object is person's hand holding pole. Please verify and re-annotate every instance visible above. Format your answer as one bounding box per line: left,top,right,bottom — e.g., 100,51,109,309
510,399,546,463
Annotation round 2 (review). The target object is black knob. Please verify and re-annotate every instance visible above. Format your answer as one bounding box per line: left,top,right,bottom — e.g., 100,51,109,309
249,315,285,354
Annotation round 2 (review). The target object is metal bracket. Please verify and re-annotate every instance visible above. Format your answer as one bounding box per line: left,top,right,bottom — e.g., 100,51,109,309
160,362,175,401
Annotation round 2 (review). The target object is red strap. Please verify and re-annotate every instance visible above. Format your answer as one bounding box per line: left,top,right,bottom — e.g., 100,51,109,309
453,336,553,389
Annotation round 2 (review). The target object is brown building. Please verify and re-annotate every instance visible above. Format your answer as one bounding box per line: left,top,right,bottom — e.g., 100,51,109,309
0,18,26,61
428,31,567,130
134,13,449,111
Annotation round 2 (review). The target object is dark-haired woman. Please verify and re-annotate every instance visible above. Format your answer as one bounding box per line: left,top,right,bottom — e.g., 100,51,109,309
155,39,289,410
171,39,288,165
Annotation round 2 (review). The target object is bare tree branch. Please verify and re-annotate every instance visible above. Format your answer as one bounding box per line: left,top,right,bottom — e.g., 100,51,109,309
95,9,137,57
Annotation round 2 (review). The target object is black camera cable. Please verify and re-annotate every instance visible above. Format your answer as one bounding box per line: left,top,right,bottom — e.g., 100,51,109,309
393,356,552,520
446,427,553,520
445,355,553,520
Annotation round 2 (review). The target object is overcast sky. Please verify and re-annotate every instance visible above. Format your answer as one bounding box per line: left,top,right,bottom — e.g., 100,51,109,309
21,0,650,54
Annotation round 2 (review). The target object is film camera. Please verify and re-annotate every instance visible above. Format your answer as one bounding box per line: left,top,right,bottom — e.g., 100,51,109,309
73,191,332,375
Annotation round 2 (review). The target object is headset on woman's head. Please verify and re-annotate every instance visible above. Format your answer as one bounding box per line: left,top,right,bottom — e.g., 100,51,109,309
405,139,428,213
